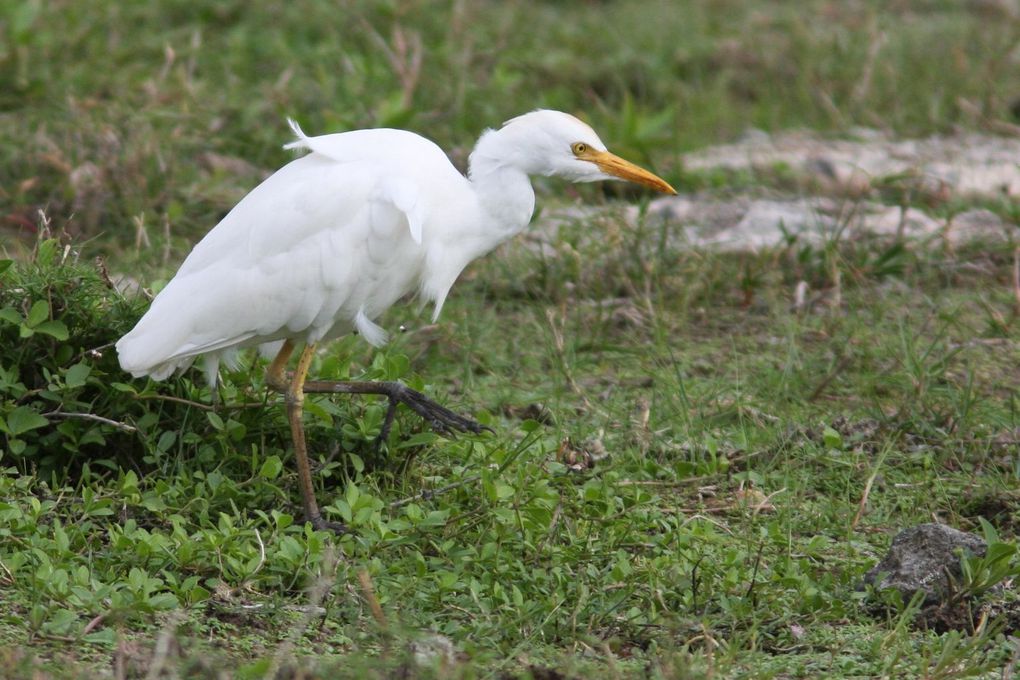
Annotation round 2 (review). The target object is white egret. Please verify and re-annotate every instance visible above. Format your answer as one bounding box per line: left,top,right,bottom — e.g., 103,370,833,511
117,109,675,531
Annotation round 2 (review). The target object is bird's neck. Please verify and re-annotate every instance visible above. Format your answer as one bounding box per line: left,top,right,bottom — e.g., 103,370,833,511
466,130,536,237
417,130,537,321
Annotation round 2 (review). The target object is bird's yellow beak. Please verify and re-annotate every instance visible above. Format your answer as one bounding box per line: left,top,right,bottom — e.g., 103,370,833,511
581,149,677,195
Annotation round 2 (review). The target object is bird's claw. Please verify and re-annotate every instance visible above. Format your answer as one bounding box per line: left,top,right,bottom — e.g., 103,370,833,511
376,384,491,446
308,514,350,535
398,384,490,435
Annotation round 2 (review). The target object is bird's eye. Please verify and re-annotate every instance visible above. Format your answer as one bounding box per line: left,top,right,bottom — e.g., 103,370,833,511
571,142,588,156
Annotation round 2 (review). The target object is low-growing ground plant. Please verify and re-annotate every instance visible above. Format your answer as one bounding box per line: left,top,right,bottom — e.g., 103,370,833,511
4,206,1020,677
3,0,1020,677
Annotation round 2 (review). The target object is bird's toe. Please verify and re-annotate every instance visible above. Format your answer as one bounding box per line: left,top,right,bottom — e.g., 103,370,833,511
308,515,350,535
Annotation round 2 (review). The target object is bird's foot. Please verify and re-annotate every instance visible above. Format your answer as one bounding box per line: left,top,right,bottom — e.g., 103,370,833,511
373,399,400,452
377,383,491,444
307,514,349,535
300,378,491,449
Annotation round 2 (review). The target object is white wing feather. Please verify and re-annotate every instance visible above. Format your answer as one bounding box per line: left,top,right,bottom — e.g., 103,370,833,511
116,124,468,382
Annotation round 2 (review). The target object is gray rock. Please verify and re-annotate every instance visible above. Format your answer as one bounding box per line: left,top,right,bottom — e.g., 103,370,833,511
863,523,987,605
682,130,1020,199
644,197,953,252
409,632,459,668
531,195,1010,256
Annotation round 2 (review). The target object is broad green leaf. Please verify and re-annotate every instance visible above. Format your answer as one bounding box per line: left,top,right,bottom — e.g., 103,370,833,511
84,629,117,646
273,512,293,531
259,455,282,479
385,353,410,379
36,239,58,264
822,426,843,450
978,517,1000,545
345,483,360,507
520,419,541,433
156,430,176,452
0,307,20,325
42,608,77,636
146,593,179,610
26,300,49,328
142,492,167,512
6,406,48,436
206,411,224,431
396,432,438,449
333,500,353,524
187,585,211,605
64,362,91,388
33,320,68,341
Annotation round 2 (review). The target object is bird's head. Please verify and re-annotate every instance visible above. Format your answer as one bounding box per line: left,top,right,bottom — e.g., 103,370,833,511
493,109,676,194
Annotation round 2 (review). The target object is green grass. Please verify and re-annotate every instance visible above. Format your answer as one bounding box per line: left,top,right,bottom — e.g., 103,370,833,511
2,1,1020,678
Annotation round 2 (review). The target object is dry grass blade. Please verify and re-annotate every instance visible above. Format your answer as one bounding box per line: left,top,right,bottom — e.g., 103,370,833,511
358,569,387,629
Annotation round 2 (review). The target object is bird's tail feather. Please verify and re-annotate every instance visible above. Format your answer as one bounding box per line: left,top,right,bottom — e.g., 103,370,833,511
283,118,310,151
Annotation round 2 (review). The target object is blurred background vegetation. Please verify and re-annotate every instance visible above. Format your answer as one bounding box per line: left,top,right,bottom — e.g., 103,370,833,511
3,0,1020,255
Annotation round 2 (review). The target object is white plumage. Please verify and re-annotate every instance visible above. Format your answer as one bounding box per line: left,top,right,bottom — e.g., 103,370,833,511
117,110,675,385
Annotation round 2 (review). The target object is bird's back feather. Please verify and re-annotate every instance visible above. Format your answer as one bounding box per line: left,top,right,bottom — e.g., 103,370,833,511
117,125,470,382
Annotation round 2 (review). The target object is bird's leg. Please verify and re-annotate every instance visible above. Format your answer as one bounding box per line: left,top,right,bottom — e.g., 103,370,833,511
265,339,295,393
264,342,485,524
268,341,347,534
302,379,490,445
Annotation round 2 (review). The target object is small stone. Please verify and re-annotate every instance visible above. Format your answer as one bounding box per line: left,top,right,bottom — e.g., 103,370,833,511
862,523,987,605
409,632,459,668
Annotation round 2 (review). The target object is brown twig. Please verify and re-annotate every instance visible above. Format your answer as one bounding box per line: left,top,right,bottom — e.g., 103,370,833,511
43,410,137,433
389,475,480,509
133,393,265,411
94,256,117,292
83,613,106,635
358,569,389,633
0,558,14,586
744,541,765,606
133,393,214,410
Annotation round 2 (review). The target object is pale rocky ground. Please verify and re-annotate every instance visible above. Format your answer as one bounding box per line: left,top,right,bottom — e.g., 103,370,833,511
683,128,1020,199
535,129,1019,253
